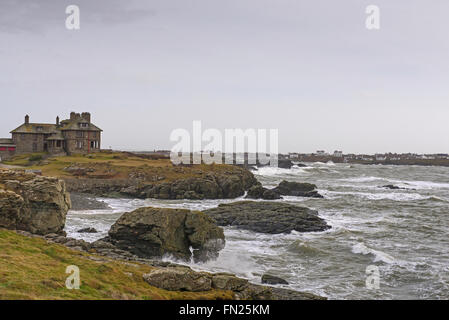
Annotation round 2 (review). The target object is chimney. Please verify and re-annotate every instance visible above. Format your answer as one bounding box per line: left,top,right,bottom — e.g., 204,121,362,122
82,112,91,123
56,116,60,126
70,112,76,120
25,115,29,124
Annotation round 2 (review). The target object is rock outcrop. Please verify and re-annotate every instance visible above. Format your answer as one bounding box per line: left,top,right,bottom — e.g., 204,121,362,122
101,207,225,262
141,267,324,300
0,169,71,235
261,274,289,285
245,184,282,200
65,168,258,200
203,201,330,234
272,180,323,198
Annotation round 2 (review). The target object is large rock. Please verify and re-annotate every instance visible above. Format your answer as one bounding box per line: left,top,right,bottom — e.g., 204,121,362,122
103,207,225,262
142,267,325,300
143,267,212,292
0,170,71,235
142,171,257,200
65,168,258,200
245,184,282,200
203,201,330,234
272,180,323,198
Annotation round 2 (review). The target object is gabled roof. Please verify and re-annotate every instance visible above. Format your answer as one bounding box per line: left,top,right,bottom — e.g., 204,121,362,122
0,138,15,145
10,123,57,134
46,132,65,140
59,120,102,132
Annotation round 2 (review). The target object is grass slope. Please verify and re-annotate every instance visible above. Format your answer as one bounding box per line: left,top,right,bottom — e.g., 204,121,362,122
0,229,233,300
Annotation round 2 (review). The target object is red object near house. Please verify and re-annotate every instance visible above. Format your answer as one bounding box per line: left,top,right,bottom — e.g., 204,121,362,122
8,147,15,151
0,147,6,151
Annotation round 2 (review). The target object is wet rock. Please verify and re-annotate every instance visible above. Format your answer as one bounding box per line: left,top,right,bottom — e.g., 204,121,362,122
0,169,71,235
245,184,282,200
203,201,331,234
272,180,323,198
261,274,289,285
211,274,249,291
77,227,98,233
143,267,212,292
103,207,225,262
277,159,293,169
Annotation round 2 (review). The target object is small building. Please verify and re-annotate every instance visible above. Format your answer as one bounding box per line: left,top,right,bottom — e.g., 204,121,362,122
333,150,343,157
1,112,102,158
0,138,16,161
375,154,387,161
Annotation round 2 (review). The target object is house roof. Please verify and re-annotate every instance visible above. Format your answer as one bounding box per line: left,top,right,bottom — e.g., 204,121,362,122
10,123,57,134
0,138,15,146
59,120,102,132
10,118,102,134
46,132,65,140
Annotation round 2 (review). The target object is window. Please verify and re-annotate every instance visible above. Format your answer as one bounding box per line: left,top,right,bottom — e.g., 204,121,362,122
8,147,15,151
76,141,83,149
36,126,43,132
56,141,61,148
92,132,97,138
32,143,37,152
80,123,89,128
76,131,84,138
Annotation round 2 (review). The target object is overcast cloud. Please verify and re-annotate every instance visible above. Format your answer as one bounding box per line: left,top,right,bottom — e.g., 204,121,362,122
0,0,448,153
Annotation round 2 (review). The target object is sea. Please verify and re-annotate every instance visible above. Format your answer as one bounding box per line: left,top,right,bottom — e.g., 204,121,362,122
65,162,449,299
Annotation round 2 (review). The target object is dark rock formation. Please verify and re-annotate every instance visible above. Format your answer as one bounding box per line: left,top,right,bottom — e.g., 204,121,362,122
203,201,331,234
141,267,324,299
101,207,225,262
77,227,98,233
277,159,293,169
272,180,323,198
65,168,258,200
381,184,414,191
143,267,212,292
261,274,289,285
0,169,71,235
245,184,282,200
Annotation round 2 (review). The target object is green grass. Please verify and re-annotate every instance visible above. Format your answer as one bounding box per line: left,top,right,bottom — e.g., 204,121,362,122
0,229,234,300
2,152,248,183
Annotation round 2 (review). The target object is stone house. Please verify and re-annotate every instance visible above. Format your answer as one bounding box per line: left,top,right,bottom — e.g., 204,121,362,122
0,112,102,160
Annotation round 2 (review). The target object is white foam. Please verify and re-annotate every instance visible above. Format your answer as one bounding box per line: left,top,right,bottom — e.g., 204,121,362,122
351,243,396,264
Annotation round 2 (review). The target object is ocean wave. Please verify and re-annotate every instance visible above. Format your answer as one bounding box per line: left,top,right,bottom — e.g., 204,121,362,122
340,176,449,190
351,243,396,264
253,166,307,176
320,190,430,201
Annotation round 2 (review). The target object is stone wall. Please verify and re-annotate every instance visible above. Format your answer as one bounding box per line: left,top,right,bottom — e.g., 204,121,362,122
63,130,101,154
12,133,46,154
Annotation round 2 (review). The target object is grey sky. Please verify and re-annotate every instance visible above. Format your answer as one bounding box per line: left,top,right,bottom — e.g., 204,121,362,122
1,0,448,154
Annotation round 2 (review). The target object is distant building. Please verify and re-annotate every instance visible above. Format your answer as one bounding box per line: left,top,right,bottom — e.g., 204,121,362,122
315,150,327,156
375,154,387,161
0,112,102,160
333,150,343,157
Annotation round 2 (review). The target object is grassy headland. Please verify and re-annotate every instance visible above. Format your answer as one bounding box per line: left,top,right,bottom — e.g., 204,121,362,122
0,229,232,300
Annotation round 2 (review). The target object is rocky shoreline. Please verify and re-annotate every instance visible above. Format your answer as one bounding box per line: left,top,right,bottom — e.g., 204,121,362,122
0,168,328,300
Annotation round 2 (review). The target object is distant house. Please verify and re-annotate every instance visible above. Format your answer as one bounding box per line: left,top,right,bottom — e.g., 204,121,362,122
333,150,343,157
375,154,387,161
0,138,16,161
315,150,327,156
0,112,102,160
